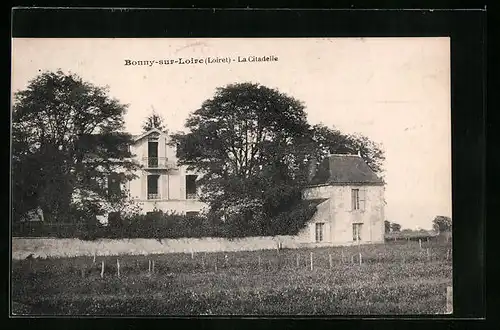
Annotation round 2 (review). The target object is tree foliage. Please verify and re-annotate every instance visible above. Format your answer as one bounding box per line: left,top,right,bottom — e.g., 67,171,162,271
142,110,166,132
172,82,385,236
12,70,139,223
390,222,401,232
384,220,391,233
432,216,452,233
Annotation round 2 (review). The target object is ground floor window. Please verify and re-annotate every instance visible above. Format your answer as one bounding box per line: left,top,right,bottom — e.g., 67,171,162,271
353,223,363,242
147,174,160,199
315,222,325,242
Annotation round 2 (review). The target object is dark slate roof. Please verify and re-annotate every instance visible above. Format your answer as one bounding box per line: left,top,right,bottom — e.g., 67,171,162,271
309,154,384,186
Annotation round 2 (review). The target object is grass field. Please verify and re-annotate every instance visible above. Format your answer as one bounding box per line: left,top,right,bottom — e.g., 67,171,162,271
11,239,452,315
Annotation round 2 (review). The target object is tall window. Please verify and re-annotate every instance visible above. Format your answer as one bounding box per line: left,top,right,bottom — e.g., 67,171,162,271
186,175,197,199
315,223,325,242
353,223,363,241
148,139,159,167
351,189,360,210
147,175,160,199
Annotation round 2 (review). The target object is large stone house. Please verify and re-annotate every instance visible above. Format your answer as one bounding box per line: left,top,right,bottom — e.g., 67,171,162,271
298,154,385,246
124,128,207,215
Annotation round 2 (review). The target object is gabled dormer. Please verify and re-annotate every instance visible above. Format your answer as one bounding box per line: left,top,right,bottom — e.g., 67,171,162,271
131,128,177,170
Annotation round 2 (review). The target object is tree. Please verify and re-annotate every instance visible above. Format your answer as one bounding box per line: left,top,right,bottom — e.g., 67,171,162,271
432,215,452,233
390,222,401,232
171,82,313,235
12,70,140,223
384,220,391,233
142,109,166,132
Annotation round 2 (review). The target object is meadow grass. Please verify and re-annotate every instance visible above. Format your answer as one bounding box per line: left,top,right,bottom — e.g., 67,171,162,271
11,240,452,315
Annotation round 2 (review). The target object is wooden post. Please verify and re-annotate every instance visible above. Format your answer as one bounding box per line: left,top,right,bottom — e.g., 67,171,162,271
100,261,105,278
419,239,422,249
426,248,430,261
359,253,362,265
351,255,354,264
258,255,261,268
296,254,299,267
341,250,344,264
201,255,205,270
93,252,96,264
446,286,453,314
215,257,218,272
152,260,155,274
191,249,194,259
148,260,151,274
310,252,313,271
329,254,332,269
117,259,120,277
81,266,85,278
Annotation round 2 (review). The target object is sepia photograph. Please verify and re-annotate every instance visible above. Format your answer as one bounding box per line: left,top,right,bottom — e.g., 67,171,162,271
11,37,452,316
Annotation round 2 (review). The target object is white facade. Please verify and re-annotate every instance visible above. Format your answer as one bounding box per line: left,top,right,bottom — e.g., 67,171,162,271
126,129,207,215
299,184,385,246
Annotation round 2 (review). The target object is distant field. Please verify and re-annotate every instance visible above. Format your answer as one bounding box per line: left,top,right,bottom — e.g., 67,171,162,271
11,240,452,315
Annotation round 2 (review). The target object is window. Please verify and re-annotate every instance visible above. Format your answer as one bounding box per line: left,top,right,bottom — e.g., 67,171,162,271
351,188,365,211
186,211,200,217
353,223,363,242
148,140,159,167
108,173,121,196
351,189,360,210
186,175,197,199
315,223,325,242
147,175,160,199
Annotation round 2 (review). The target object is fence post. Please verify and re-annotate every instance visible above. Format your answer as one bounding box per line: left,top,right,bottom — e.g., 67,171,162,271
310,252,313,271
215,257,218,272
296,254,299,268
201,254,205,270
117,259,120,277
419,239,422,249
152,260,155,274
341,250,345,264
359,253,362,265
100,261,105,278
148,260,151,274
426,248,430,261
446,286,453,314
258,255,261,268
351,255,354,264
191,249,194,259
93,251,96,264
329,254,332,269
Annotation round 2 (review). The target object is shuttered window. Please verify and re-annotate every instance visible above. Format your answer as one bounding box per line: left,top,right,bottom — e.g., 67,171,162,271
352,188,366,211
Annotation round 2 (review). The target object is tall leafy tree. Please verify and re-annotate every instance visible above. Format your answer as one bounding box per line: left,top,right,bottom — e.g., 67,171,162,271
171,83,312,235
390,222,402,232
142,109,167,132
12,70,139,223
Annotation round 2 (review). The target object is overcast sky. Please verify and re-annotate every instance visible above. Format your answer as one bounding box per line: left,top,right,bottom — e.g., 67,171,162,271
11,37,451,230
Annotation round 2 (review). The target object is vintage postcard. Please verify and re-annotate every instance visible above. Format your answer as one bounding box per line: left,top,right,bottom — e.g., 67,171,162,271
11,37,452,315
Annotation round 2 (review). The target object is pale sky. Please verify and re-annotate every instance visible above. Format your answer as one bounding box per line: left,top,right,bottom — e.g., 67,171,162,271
11,37,452,230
